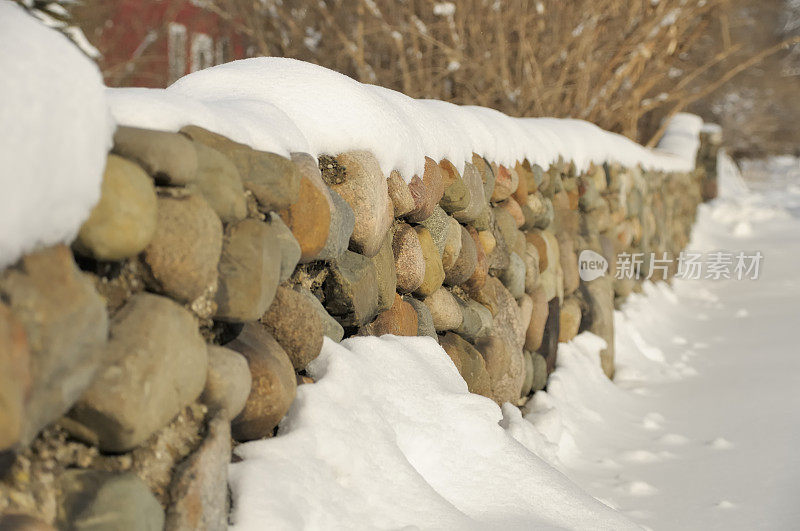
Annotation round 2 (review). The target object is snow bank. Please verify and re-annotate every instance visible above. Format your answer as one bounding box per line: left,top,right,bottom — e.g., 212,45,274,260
0,1,113,268
229,335,636,530
108,57,700,181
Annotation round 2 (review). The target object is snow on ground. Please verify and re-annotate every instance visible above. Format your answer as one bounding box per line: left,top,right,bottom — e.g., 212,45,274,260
229,335,636,531
108,57,700,181
0,1,113,268
520,152,800,529
232,154,800,529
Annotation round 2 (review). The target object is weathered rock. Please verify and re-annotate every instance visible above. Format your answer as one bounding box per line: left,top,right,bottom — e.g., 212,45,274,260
403,296,437,338
452,162,486,223
261,285,324,370
521,351,534,397
318,189,356,261
277,175,330,263
423,287,463,332
439,332,491,396
439,161,470,213
387,170,415,217
324,250,380,327
190,142,248,223
472,154,496,200
406,157,445,223
392,223,425,293
143,194,222,304
413,226,444,297
475,336,525,405
558,236,580,296
215,218,282,322
454,297,493,342
477,230,496,256
68,293,207,452
58,470,164,531
419,206,450,256
444,225,477,286
0,303,29,451
267,213,301,283
370,233,398,312
181,126,300,211
332,151,393,257
441,216,463,272
76,154,158,261
165,412,230,531
464,226,488,290
491,165,517,202
360,293,418,336
531,352,548,392
538,297,561,374
500,251,526,299
201,345,251,420
293,286,344,343
525,286,549,351
471,277,526,350
0,246,108,446
523,242,541,294
229,324,297,441
113,125,197,185
499,197,525,228
559,297,582,343
581,276,616,378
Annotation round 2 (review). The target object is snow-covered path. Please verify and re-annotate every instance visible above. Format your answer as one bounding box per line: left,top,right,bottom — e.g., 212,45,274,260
551,157,800,529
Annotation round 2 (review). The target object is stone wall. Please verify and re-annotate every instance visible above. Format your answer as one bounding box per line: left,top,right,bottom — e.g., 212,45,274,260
0,123,719,529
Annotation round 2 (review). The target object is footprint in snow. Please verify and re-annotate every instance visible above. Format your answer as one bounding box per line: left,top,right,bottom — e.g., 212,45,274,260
642,412,665,431
658,433,689,445
620,449,662,464
708,437,734,450
616,480,658,497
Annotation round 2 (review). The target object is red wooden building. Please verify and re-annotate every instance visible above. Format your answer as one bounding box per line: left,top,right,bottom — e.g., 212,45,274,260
91,0,250,88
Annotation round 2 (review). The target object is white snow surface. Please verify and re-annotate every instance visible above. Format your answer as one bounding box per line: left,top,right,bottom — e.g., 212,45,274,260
108,57,700,181
232,155,800,528
0,1,113,268
229,335,636,530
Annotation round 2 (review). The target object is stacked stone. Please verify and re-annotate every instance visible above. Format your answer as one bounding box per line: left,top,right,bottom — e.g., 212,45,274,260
0,124,714,529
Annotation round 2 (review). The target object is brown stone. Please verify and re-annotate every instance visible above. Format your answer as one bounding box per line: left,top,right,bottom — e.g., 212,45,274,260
0,303,29,451
202,345,251,420
422,287,463,332
559,297,582,343
229,324,297,441
439,332,491,396
392,223,425,293
475,336,525,404
0,246,108,447
215,218,282,322
261,285,324,370
464,226,488,290
143,194,223,304
499,197,525,228
332,151,394,257
387,170,415,217
165,411,230,531
76,154,158,261
525,286,549,351
444,225,477,286
413,226,444,297
361,293,418,336
406,157,445,223
113,126,198,185
526,230,548,272
278,175,331,262
491,165,516,202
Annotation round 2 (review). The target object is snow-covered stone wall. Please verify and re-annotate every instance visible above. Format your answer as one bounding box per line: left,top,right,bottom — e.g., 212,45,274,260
0,117,719,527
